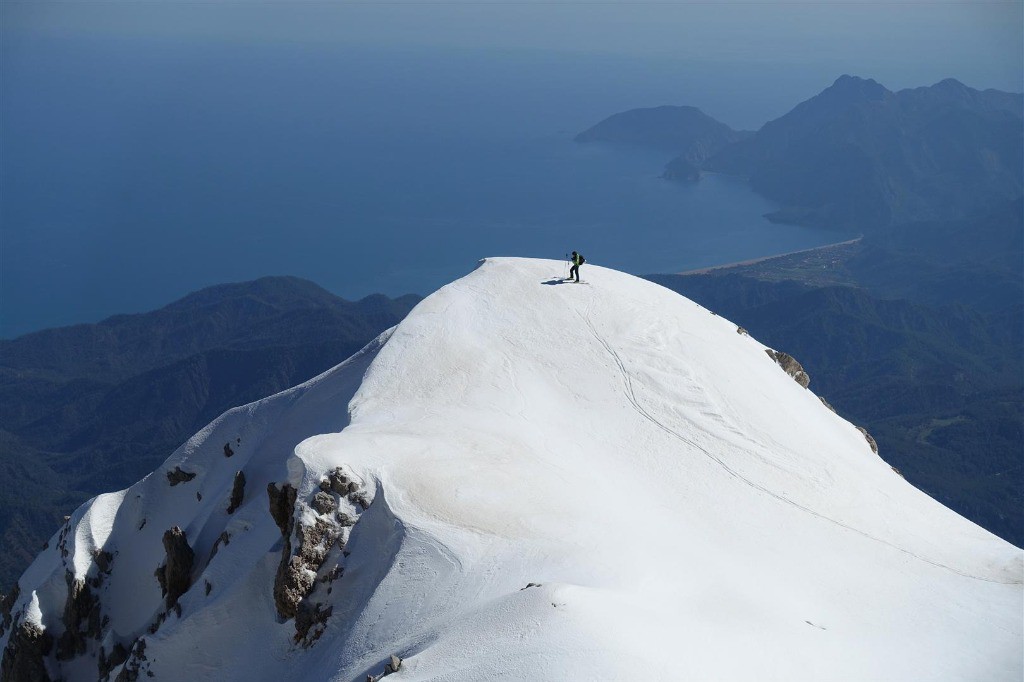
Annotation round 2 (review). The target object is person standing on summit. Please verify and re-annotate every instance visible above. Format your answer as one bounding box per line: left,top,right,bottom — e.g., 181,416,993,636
568,251,585,283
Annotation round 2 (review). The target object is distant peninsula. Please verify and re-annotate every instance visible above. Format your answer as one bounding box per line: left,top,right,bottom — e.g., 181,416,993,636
574,105,750,180
577,76,1023,232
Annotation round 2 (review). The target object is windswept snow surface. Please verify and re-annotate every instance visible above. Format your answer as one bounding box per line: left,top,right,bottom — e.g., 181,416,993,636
4,258,1022,681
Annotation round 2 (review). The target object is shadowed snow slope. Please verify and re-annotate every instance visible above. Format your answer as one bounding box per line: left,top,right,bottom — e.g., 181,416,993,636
2,258,1021,682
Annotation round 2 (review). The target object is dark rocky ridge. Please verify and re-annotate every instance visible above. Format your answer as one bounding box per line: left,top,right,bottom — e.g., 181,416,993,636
0,621,52,682
56,573,102,660
2,451,370,676
227,471,246,514
0,277,420,589
166,467,197,486
156,527,194,610
97,642,128,681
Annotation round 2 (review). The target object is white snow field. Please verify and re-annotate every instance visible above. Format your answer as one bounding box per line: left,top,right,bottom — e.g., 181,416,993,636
2,258,1021,682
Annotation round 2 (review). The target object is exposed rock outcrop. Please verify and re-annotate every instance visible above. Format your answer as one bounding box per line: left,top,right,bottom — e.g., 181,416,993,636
819,396,837,413
311,492,336,515
268,483,300,619
322,468,351,496
0,585,19,637
857,426,880,455
268,483,297,537
166,467,197,486
294,601,333,645
275,518,339,622
208,531,231,564
92,550,114,575
223,442,235,458
56,571,102,660
114,638,148,682
0,621,53,682
156,527,194,610
765,349,811,388
270,471,372,645
349,492,370,511
227,471,246,514
367,655,403,682
56,521,73,560
97,642,128,681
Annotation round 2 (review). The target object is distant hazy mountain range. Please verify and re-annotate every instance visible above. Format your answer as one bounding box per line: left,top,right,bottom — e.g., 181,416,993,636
579,76,1023,548
0,278,419,587
578,76,1023,230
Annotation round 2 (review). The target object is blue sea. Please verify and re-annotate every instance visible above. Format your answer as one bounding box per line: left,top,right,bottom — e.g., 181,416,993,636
1,37,851,337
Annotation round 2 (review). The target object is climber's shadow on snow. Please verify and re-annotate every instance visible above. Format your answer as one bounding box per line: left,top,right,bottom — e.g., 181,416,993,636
541,278,571,286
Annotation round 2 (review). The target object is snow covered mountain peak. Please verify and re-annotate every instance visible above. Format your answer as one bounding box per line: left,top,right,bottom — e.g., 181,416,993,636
2,257,1021,681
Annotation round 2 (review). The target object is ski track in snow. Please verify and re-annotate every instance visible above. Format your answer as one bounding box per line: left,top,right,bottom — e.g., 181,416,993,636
577,291,1020,586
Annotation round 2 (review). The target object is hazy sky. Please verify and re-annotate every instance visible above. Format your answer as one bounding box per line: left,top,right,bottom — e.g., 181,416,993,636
1,0,1021,333
5,1,1022,92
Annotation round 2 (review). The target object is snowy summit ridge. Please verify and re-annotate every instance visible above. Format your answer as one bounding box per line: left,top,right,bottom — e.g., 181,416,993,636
2,258,1021,681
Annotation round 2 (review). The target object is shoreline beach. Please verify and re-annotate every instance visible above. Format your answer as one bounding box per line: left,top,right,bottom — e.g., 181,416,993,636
677,236,863,275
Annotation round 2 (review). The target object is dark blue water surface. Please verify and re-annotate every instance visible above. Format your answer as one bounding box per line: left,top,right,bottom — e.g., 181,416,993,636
1,37,850,337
